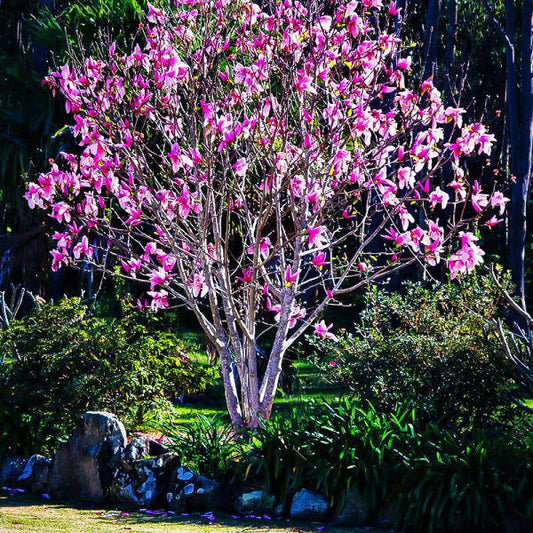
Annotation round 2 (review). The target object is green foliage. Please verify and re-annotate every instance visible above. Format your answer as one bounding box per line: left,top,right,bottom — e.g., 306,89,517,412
400,425,533,532
157,413,240,482
28,0,147,58
239,399,532,531
0,297,209,457
310,275,518,429
241,408,313,505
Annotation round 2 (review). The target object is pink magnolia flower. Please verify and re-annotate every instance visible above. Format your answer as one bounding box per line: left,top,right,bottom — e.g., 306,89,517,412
295,73,317,94
490,191,509,215
168,144,193,172
237,267,253,284
266,297,282,314
147,290,169,312
51,202,72,223
312,253,329,268
150,267,172,290
306,226,328,249
448,232,485,279
73,236,92,260
486,215,502,227
247,237,271,259
284,265,299,285
471,181,489,212
50,250,67,272
449,179,467,200
188,272,208,298
342,207,357,219
313,320,338,341
397,167,415,189
25,183,44,209
429,187,449,209
232,158,248,177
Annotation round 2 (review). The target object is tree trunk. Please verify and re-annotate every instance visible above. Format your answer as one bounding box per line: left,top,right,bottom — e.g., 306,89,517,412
219,345,245,431
508,0,532,312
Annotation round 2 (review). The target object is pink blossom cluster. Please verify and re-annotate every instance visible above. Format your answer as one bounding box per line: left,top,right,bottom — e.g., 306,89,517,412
27,0,505,343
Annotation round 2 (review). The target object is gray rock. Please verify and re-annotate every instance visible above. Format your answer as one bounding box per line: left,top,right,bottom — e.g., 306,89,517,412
123,437,170,462
167,466,224,512
234,490,276,515
48,411,127,503
17,455,51,494
290,489,328,522
333,488,368,526
123,438,150,462
148,440,169,457
0,457,26,486
110,453,177,508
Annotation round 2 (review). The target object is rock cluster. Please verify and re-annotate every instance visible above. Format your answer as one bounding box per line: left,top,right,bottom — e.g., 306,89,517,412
0,411,370,528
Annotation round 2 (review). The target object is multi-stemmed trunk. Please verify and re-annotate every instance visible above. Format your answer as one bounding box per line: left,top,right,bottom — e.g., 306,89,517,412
217,340,286,430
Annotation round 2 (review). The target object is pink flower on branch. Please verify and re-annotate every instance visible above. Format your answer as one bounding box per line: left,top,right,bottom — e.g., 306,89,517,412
313,320,338,341
306,226,328,249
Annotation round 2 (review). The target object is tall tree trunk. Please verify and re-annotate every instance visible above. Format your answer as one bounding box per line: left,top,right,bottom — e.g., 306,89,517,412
507,0,532,312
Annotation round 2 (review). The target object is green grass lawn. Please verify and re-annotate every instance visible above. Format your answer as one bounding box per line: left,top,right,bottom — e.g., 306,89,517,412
143,357,344,428
0,495,378,533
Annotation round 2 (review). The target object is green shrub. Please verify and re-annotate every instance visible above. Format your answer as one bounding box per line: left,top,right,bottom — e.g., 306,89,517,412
157,413,240,482
240,399,532,531
310,275,518,429
241,408,313,505
242,400,414,513
400,425,533,532
0,297,209,457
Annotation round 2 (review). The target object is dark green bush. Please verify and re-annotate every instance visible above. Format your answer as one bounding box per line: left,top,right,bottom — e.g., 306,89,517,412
0,297,209,457
239,399,532,531
310,275,518,429
400,425,533,532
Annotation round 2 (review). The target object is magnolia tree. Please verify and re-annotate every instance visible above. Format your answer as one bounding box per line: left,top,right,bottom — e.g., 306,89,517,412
27,0,507,429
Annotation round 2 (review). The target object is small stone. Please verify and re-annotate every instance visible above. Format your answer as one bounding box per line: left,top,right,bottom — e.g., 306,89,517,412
234,490,276,515
109,452,177,508
289,489,328,522
17,455,51,494
123,438,150,462
167,467,223,513
177,467,194,481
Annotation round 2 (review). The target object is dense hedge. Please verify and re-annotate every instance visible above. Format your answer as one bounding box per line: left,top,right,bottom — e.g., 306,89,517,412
0,297,209,457
310,275,521,430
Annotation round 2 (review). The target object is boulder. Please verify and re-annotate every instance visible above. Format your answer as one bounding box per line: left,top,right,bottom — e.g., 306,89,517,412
17,455,51,494
123,438,150,462
0,457,26,486
123,437,170,462
48,411,127,503
233,490,276,515
167,466,224,512
333,488,368,526
290,489,328,522
110,452,178,508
